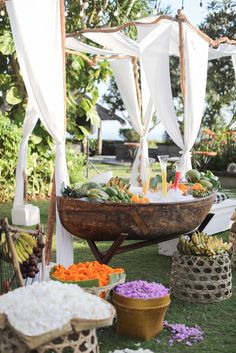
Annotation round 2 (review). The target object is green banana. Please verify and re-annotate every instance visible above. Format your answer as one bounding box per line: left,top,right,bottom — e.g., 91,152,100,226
18,237,34,256
14,242,26,263
20,232,37,248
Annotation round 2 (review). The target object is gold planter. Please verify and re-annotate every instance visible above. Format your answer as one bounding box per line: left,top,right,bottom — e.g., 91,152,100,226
112,291,170,340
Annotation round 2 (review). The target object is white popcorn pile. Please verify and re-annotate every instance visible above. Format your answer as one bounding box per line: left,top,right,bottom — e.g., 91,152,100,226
0,281,113,336
109,348,154,353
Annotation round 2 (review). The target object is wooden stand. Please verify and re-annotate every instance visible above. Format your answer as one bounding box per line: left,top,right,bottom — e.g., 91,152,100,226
86,213,214,264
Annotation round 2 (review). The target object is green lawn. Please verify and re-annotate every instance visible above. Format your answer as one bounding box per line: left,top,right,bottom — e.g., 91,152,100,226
1,199,235,353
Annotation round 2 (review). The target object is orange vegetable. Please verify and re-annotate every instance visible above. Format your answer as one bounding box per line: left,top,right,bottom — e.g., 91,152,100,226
178,183,188,194
131,195,150,203
52,261,124,287
192,183,205,191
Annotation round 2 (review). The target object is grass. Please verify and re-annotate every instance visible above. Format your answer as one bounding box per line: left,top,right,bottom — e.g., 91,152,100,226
1,163,236,353
1,198,235,353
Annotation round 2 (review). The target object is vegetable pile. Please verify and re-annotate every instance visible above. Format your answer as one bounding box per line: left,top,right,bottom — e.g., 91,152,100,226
115,280,169,299
62,177,133,203
178,231,232,256
185,169,220,197
0,281,113,336
51,261,125,287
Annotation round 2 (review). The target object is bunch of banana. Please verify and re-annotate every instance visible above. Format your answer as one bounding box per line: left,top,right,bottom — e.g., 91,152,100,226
178,232,232,257
106,177,130,192
14,232,37,264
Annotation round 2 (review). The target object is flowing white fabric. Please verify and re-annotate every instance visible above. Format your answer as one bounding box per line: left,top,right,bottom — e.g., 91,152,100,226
183,26,209,171
7,0,73,266
110,58,154,185
83,31,139,56
208,43,236,60
65,37,120,56
138,23,184,151
13,102,38,208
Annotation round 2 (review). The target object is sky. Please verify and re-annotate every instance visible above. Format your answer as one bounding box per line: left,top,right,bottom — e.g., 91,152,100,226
94,0,209,141
161,0,208,25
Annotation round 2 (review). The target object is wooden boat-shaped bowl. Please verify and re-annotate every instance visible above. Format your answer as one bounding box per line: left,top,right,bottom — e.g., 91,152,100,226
57,192,216,242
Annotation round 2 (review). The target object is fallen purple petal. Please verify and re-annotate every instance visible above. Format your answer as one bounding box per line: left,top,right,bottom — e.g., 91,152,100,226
164,321,204,346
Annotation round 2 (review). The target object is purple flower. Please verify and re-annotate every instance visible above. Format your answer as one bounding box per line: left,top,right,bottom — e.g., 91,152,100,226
115,280,169,299
164,321,204,346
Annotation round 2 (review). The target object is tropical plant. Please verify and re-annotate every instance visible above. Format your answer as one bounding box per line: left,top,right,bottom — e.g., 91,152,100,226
199,0,236,129
195,127,236,171
0,0,151,201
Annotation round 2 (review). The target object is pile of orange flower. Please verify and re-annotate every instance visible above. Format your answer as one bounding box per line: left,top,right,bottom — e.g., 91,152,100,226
52,261,124,287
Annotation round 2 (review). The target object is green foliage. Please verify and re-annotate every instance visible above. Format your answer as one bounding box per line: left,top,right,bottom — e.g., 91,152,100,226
119,128,140,142
195,127,236,170
199,0,236,128
0,116,86,202
66,149,86,186
0,115,22,202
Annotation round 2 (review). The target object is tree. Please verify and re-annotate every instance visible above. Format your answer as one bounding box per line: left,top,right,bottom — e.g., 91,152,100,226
199,0,236,129
0,0,151,141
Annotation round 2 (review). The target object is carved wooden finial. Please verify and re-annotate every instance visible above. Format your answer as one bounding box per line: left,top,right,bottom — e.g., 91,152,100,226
0,0,5,10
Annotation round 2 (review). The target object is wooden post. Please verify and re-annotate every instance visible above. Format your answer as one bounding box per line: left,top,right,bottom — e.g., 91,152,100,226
45,0,67,265
177,9,186,103
3,218,24,288
132,57,142,113
96,121,102,155
45,173,56,265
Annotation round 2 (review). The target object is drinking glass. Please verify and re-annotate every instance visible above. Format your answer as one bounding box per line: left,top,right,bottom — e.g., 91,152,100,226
157,155,169,198
173,158,182,189
142,158,156,197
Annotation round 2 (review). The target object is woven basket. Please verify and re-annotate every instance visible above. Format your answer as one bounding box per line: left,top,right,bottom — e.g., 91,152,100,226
229,232,236,268
0,327,99,353
170,251,232,303
50,267,126,300
112,291,170,340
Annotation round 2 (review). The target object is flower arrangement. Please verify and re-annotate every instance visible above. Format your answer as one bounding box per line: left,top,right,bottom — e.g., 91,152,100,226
51,261,125,287
113,280,170,340
115,280,169,299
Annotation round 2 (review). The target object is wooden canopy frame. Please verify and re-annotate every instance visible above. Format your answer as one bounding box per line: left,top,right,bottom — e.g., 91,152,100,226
2,0,236,263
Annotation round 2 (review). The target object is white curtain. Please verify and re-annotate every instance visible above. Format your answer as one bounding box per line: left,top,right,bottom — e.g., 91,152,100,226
138,23,185,151
110,58,154,185
138,22,209,172
65,37,120,56
183,25,209,171
13,102,38,208
7,0,73,267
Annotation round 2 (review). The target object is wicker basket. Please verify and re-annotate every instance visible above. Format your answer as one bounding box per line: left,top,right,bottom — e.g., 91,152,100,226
50,267,126,300
0,327,99,353
112,291,170,340
229,232,236,268
170,251,232,303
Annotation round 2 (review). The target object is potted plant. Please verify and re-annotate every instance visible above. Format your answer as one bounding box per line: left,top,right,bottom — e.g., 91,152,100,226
170,232,232,303
112,280,170,340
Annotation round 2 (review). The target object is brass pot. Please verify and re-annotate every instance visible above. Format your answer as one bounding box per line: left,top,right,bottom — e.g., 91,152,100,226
112,291,170,340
